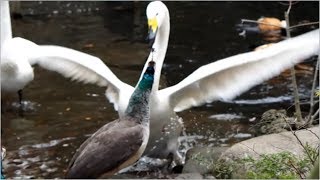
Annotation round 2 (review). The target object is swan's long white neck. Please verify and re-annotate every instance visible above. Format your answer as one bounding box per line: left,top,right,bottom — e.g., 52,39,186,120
1,1,12,47
138,13,170,92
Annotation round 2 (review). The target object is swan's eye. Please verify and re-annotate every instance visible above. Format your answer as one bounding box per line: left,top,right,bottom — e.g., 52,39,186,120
156,13,159,16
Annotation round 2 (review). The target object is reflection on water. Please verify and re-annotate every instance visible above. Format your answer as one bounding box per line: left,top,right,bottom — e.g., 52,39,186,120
2,1,318,178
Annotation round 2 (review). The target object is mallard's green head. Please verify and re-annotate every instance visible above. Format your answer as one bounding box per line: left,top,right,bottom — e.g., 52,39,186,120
138,61,155,90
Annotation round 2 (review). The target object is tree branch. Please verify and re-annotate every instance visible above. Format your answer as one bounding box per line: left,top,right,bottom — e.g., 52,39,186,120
289,21,319,29
283,116,316,164
284,1,303,123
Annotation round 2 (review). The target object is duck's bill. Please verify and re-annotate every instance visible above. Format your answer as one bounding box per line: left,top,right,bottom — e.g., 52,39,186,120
148,27,157,47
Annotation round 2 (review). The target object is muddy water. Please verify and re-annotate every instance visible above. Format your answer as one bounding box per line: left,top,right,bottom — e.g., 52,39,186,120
1,1,318,178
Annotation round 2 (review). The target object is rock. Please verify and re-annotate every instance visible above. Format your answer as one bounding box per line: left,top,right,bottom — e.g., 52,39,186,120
174,173,203,179
203,174,216,179
256,109,295,135
220,126,319,161
183,146,228,175
217,126,319,178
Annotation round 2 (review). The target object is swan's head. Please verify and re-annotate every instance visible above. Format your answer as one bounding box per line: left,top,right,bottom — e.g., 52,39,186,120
146,1,169,46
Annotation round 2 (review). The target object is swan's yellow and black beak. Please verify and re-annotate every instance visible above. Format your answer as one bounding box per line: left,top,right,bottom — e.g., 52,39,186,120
147,17,158,46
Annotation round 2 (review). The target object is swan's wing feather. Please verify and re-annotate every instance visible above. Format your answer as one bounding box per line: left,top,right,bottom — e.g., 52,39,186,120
32,45,116,86
159,29,319,112
30,45,134,110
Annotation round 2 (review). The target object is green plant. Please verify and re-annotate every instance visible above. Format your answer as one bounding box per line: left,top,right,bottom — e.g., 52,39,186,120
303,143,319,164
241,152,299,179
212,146,319,179
191,152,214,169
212,160,234,179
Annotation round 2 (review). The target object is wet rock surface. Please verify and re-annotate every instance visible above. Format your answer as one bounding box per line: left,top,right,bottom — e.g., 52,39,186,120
217,126,319,178
183,146,228,175
174,172,204,179
182,126,318,178
255,109,295,134
220,126,319,161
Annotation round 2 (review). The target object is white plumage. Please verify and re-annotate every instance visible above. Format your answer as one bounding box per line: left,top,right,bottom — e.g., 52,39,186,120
132,1,320,163
161,31,319,112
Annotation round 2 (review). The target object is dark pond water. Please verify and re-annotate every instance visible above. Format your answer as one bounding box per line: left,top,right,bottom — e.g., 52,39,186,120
1,1,318,179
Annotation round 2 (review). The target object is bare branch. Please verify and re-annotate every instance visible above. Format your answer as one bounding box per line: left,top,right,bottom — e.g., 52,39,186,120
289,22,320,29
288,159,306,179
283,117,315,164
239,142,306,178
311,108,319,122
286,1,292,15
241,19,283,28
306,58,319,125
278,1,300,6
284,1,303,122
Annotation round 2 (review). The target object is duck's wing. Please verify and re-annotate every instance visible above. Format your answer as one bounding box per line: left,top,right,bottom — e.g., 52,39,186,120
159,29,319,112
66,121,144,178
9,37,134,110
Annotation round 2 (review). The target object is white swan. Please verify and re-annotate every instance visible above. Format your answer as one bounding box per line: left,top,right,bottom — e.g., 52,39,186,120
2,1,319,166
116,1,320,164
134,1,320,164
0,1,131,104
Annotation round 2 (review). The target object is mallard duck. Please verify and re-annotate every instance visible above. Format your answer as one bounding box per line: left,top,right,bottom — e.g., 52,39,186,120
65,61,156,178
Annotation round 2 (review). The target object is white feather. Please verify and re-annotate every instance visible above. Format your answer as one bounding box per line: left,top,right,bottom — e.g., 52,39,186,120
33,45,134,110
159,29,319,112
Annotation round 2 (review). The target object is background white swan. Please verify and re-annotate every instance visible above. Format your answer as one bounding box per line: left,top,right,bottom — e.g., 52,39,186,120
0,1,131,105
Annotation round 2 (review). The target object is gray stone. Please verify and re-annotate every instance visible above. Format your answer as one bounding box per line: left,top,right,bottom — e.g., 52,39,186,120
174,173,203,179
183,146,229,175
203,174,216,179
217,126,319,178
219,126,319,161
256,109,296,135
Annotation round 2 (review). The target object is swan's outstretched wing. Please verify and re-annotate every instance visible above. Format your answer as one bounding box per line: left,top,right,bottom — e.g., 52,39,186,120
22,39,134,110
159,29,319,112
34,45,134,110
